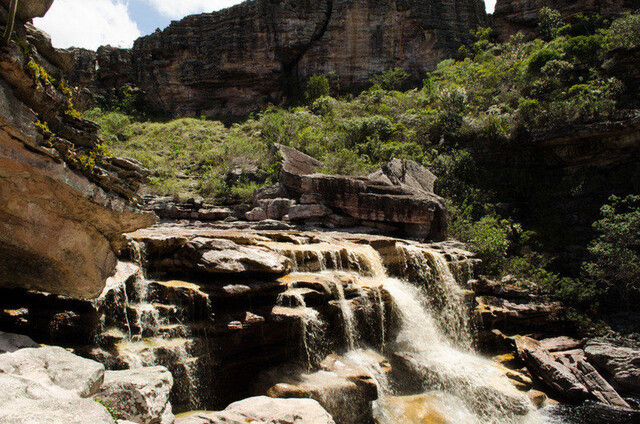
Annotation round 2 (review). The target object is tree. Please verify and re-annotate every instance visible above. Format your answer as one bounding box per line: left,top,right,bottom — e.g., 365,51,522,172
369,67,409,91
583,195,640,308
305,75,330,103
538,7,564,41
1,0,19,47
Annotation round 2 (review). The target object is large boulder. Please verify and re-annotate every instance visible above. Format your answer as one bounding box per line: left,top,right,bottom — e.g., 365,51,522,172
0,347,116,423
0,346,105,398
515,336,589,402
0,396,117,424
175,396,335,424
94,367,174,424
254,354,382,424
585,337,640,394
277,145,448,241
0,0,54,21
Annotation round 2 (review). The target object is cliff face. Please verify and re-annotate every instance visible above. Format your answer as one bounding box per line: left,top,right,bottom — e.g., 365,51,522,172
493,0,640,40
0,3,155,298
70,0,487,118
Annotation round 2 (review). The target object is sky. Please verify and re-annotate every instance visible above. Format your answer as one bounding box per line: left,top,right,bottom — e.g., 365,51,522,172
34,0,498,50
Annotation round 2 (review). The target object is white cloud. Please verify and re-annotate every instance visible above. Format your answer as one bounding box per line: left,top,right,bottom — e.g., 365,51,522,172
485,0,496,13
33,0,141,50
143,0,244,19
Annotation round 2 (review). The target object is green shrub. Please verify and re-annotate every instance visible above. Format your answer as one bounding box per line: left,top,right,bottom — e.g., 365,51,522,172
538,7,564,41
369,67,410,91
527,48,562,74
452,212,511,274
605,12,640,49
583,195,640,308
339,115,394,147
321,148,374,176
306,75,330,103
563,35,604,64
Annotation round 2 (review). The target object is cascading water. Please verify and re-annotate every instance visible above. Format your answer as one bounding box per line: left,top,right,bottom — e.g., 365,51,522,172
272,236,537,423
276,281,328,367
396,243,475,350
93,231,543,422
94,242,207,410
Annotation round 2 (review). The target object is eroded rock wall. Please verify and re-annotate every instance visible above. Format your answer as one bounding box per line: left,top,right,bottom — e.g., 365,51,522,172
69,0,487,118
0,5,155,298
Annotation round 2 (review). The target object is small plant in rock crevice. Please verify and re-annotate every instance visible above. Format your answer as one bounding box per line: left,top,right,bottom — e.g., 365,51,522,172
94,398,118,421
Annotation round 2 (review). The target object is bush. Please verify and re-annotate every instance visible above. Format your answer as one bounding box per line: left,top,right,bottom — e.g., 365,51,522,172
563,35,604,64
452,212,511,274
321,148,374,176
306,75,330,103
527,48,562,74
538,8,564,41
583,195,640,308
605,13,640,50
339,115,394,147
369,67,410,91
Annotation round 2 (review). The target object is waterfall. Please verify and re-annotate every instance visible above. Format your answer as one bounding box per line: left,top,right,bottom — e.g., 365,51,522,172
95,243,206,410
276,280,328,368
396,243,475,350
299,240,535,423
91,231,540,422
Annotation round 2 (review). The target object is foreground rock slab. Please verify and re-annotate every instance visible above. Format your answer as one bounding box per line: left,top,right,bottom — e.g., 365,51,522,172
175,396,335,424
0,345,175,424
585,337,640,394
0,346,105,398
95,367,174,424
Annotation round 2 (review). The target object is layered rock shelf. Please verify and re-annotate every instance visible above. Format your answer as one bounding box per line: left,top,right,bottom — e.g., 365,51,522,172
0,6,155,298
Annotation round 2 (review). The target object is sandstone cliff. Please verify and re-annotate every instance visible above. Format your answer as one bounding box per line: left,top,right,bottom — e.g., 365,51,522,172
69,0,487,118
0,1,155,298
492,0,640,40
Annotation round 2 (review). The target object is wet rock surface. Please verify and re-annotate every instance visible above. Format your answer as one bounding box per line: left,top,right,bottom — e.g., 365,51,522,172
254,354,386,424
0,223,476,414
0,330,39,353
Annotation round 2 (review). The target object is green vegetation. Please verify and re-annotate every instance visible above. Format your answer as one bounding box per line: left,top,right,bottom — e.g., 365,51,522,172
84,109,279,202
88,10,640,321
94,398,118,421
583,195,640,308
306,75,330,103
